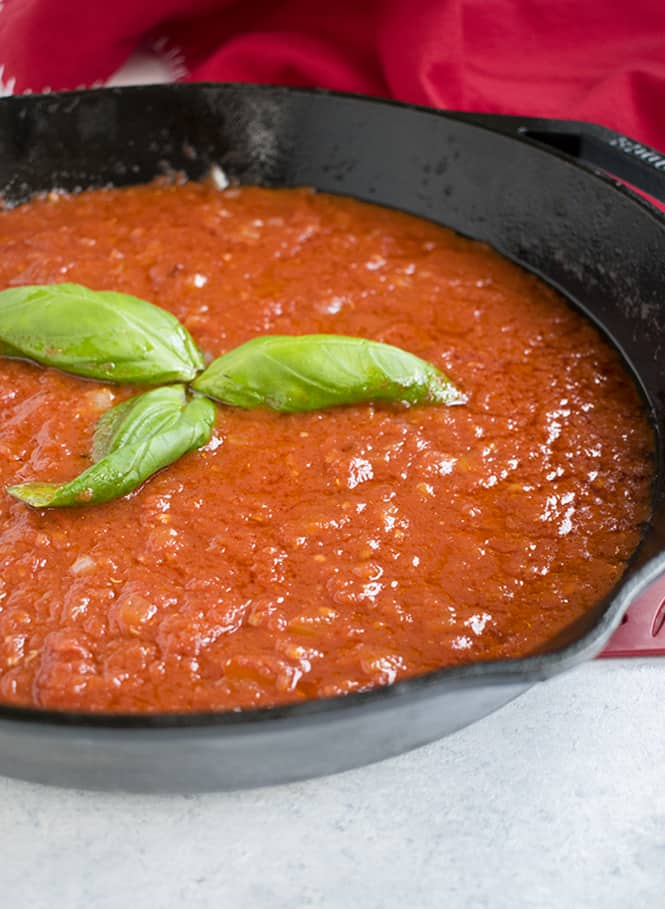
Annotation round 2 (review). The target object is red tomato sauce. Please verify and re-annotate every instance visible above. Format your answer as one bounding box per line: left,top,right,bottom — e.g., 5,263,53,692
0,182,654,712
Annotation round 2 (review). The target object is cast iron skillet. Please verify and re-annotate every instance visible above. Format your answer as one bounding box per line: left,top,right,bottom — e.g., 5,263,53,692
0,83,664,792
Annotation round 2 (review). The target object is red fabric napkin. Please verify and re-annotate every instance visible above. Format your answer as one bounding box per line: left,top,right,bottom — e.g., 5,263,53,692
1,0,665,151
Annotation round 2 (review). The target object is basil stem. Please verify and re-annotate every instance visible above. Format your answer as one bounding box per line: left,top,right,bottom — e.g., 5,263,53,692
7,388,216,508
192,334,466,412
0,283,204,383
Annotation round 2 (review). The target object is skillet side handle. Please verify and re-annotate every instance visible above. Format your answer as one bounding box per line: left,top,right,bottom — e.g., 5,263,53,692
452,113,665,205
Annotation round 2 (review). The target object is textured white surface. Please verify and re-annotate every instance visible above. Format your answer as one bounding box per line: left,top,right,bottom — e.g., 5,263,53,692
0,659,663,908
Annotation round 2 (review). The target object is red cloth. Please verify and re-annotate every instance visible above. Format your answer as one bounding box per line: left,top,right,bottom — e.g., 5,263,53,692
1,0,665,151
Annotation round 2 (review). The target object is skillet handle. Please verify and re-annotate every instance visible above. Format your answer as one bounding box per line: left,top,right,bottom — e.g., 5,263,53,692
452,113,665,205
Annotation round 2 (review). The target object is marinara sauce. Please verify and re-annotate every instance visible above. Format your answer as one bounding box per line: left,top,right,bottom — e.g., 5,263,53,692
0,183,654,712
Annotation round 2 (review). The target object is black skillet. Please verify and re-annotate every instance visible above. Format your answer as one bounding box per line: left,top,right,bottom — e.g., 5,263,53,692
0,83,664,792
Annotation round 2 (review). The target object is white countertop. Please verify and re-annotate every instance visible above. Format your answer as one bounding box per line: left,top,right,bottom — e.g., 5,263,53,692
1,658,662,908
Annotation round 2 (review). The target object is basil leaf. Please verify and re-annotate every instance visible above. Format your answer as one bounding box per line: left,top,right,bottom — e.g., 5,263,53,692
0,283,204,383
7,393,215,508
192,334,466,411
92,385,188,461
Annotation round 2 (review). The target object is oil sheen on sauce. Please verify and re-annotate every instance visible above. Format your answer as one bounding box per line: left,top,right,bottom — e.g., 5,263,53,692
0,183,654,712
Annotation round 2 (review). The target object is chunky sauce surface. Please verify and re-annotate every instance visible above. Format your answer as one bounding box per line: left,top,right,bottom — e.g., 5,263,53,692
0,183,654,712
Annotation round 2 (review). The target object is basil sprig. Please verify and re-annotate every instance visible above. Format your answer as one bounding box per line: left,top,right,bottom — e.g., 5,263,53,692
2,282,466,509
192,335,466,411
0,284,204,383
7,386,215,508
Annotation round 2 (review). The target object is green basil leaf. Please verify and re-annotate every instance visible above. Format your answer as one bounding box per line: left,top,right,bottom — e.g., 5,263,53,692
0,283,204,383
7,393,216,508
192,334,466,411
91,385,189,461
